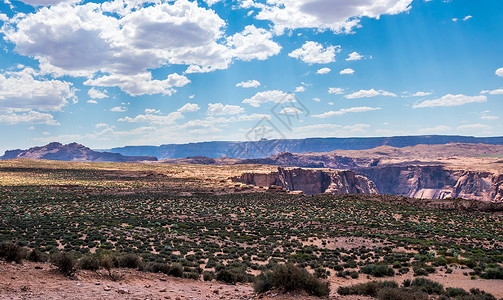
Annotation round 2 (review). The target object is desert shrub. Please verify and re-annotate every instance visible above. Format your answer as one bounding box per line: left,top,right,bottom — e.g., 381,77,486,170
254,263,330,297
410,278,444,295
80,255,100,271
117,253,141,269
27,249,45,262
314,267,329,279
360,264,395,277
445,287,469,297
183,272,200,280
51,252,77,276
99,255,114,276
0,242,24,263
377,287,428,300
469,288,496,300
147,262,171,274
169,263,184,277
203,271,215,281
413,267,428,276
480,267,503,279
337,281,382,297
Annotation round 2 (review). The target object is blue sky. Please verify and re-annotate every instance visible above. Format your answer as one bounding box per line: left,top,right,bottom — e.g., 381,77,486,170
0,0,502,153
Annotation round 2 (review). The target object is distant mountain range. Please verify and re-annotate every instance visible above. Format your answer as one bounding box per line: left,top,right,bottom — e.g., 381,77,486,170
103,135,503,160
0,142,157,162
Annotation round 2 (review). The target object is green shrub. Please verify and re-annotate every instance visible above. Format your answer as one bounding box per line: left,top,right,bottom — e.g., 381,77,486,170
80,256,100,271
51,252,77,276
27,249,45,262
410,278,444,295
337,281,382,297
445,287,469,297
169,263,183,277
254,263,329,297
117,254,141,269
203,271,215,281
0,242,24,263
360,264,395,277
377,287,428,300
147,262,171,274
99,255,114,277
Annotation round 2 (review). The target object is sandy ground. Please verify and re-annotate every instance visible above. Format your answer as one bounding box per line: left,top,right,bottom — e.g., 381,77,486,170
1,261,502,300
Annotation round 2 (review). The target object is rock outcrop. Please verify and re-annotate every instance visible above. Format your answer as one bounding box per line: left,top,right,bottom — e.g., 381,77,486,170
360,166,503,202
0,142,158,162
233,167,378,195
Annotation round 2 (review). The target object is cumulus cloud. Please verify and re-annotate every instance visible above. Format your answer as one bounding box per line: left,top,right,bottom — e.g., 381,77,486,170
88,87,108,99
345,89,396,99
0,110,60,125
295,86,305,92
242,90,294,107
226,25,281,61
288,41,340,64
340,68,355,75
412,91,432,97
13,0,73,6
178,103,200,112
1,0,283,96
84,73,189,96
207,103,245,116
328,87,344,94
111,106,127,112
313,106,381,118
236,79,260,88
457,123,492,131
346,51,363,61
118,111,184,125
241,0,413,34
316,67,331,74
413,94,487,108
497,68,503,78
0,68,75,111
481,89,503,95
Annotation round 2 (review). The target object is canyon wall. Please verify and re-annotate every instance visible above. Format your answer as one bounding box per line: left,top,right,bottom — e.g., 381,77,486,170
233,167,378,195
359,166,503,202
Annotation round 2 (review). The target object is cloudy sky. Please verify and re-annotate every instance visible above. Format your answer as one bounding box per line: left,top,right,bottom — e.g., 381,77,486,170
0,0,502,152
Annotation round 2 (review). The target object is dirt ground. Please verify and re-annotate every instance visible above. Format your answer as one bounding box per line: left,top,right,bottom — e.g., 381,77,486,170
1,261,501,300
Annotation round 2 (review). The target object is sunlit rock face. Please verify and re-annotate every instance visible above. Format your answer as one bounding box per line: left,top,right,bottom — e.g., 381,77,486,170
233,167,378,195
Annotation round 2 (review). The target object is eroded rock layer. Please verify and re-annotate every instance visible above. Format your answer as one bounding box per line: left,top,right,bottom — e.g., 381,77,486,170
233,167,378,195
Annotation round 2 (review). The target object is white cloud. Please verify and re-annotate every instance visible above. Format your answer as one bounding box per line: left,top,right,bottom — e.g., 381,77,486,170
87,100,98,104
413,94,487,108
312,97,321,102
118,112,184,125
12,0,72,6
346,51,363,61
241,0,413,35
1,0,284,96
417,125,451,134
313,106,381,118
463,15,472,21
279,107,302,116
0,68,75,111
316,67,331,74
0,13,8,22
481,115,499,121
0,110,59,125
328,87,344,94
84,72,190,97
481,89,503,95
178,103,200,113
288,41,340,64
88,87,108,99
226,25,281,61
345,89,396,99
236,79,260,88
295,86,305,92
452,18,458,22
457,124,492,131
203,0,223,6
111,106,127,112
412,91,432,97
207,103,245,116
339,68,355,75
496,68,503,78
242,90,294,107
145,108,160,114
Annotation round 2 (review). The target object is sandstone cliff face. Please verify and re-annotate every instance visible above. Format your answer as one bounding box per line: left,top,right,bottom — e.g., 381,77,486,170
233,167,378,195
359,166,503,202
